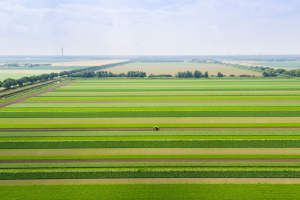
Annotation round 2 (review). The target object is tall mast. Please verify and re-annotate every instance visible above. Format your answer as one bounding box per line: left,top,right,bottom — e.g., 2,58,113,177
61,46,64,68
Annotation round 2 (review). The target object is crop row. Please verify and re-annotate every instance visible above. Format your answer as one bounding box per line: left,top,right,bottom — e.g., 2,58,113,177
9,102,300,107
3,106,300,112
1,123,300,129
2,140,300,148
2,111,300,118
25,96,300,101
2,168,300,179
2,162,300,169
0,184,299,200
1,130,300,137
3,135,300,141
2,154,300,161
52,87,300,92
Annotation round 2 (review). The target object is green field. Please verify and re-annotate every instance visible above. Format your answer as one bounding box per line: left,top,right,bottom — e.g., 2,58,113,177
1,77,300,199
2,184,300,200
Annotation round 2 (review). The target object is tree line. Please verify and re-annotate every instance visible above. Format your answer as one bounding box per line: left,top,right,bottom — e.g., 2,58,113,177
0,61,131,90
71,70,147,78
176,70,209,78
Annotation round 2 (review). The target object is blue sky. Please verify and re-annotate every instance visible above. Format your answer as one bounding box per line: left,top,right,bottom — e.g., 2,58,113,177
0,0,299,55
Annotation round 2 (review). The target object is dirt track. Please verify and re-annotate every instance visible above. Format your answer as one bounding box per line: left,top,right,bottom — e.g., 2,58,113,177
0,80,76,109
1,127,300,132
3,178,300,185
1,158,300,163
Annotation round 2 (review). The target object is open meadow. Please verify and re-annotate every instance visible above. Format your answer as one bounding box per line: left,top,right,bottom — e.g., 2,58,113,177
0,59,127,81
107,62,262,76
1,78,300,199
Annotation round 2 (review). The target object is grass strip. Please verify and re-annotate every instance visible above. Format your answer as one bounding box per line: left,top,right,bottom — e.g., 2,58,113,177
1,111,300,118
2,162,300,169
8,102,300,107
1,184,300,200
3,106,300,112
2,140,300,149
2,168,300,179
2,154,300,160
25,96,300,101
1,123,300,128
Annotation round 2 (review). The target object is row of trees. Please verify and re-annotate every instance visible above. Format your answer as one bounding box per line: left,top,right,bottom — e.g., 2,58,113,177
0,73,59,89
72,70,147,78
176,70,209,78
0,61,132,90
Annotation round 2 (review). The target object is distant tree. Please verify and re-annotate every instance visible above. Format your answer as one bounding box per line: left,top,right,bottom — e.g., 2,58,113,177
217,72,224,77
205,71,209,78
296,69,300,77
17,78,24,87
194,70,202,78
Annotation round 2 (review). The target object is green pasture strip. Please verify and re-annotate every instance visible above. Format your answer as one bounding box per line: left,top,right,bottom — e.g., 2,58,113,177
3,135,300,141
1,184,300,200
3,140,300,148
49,87,300,92
3,168,300,179
8,102,300,108
1,123,300,129
3,162,300,169
3,107,300,112
2,131,300,137
40,91,300,97
25,96,300,101
2,154,300,160
1,111,300,118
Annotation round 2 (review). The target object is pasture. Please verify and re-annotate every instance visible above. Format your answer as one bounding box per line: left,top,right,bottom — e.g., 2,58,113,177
1,78,300,199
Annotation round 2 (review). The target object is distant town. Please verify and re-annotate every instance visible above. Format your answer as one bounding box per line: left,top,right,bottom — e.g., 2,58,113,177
0,63,51,68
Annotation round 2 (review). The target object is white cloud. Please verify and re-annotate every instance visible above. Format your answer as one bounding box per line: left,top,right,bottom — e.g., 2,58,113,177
0,0,299,55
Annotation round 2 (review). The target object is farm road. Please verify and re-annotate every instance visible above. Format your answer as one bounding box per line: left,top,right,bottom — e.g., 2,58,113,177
3,178,300,185
0,80,76,108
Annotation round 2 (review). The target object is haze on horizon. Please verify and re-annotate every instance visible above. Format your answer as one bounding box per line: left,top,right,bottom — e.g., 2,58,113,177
0,0,299,56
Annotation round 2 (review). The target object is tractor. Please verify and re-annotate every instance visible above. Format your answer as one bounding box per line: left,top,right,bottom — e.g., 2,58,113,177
152,126,160,131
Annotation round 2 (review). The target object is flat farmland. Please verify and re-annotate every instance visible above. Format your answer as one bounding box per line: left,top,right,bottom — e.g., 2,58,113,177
106,62,262,76
50,59,128,67
1,78,300,199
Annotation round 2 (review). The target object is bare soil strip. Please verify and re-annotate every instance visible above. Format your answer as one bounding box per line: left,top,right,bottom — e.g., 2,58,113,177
2,148,300,156
1,159,300,163
2,178,300,185
0,80,76,108
1,127,300,132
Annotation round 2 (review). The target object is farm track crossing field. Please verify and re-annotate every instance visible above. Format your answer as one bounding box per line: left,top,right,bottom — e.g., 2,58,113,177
2,77,300,198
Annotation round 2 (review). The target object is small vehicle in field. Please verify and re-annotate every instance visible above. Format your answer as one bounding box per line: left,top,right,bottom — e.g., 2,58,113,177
152,126,160,131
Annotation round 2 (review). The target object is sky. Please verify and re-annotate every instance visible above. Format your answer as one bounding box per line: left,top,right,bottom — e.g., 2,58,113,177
0,0,299,55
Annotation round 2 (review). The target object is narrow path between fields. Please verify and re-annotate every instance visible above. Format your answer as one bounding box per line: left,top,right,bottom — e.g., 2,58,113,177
0,80,76,108
2,178,300,185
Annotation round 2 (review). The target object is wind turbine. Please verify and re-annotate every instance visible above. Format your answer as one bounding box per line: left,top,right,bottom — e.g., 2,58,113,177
61,46,64,68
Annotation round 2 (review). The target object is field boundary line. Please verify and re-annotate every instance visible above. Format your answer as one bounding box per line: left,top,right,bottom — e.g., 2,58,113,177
2,178,300,185
0,80,76,108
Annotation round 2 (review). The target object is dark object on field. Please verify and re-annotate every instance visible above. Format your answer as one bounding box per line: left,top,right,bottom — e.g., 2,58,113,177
153,126,160,131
